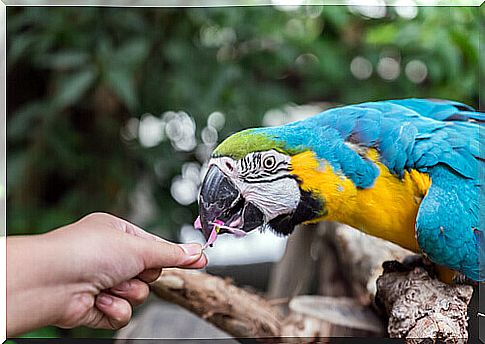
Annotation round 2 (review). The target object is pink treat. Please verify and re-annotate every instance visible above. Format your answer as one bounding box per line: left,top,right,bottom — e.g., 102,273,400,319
194,216,202,229
197,218,247,249
203,225,218,249
213,219,225,226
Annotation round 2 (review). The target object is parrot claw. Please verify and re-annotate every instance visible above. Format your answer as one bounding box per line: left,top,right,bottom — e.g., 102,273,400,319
451,273,478,286
382,254,437,279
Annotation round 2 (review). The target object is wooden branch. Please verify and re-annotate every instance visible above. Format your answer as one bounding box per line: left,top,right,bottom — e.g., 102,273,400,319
376,266,473,343
150,269,282,339
150,268,376,341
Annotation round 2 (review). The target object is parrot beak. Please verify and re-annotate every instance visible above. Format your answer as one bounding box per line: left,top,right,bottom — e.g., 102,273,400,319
198,165,241,239
197,165,264,240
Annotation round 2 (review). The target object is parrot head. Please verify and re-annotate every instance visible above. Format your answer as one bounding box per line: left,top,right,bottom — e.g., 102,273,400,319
196,127,327,240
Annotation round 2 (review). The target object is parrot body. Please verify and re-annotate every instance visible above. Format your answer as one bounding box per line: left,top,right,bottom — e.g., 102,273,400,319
197,99,484,282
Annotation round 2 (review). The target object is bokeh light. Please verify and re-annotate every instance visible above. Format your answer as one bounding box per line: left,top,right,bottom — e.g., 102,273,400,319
295,53,320,69
163,111,197,152
305,5,324,19
120,117,139,141
272,0,304,12
285,18,306,38
201,126,218,145
200,25,237,48
207,111,226,131
405,59,428,84
170,162,203,206
394,0,418,19
138,114,164,148
350,56,373,80
170,176,198,206
348,0,387,19
377,57,400,81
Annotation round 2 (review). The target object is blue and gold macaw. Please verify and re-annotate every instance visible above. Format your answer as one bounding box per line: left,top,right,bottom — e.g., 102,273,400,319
196,99,484,282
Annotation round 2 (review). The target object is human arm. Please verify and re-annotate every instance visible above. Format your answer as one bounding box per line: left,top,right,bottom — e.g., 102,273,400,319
7,212,207,337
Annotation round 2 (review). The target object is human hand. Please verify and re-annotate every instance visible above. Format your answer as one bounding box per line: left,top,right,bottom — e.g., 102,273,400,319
7,212,207,336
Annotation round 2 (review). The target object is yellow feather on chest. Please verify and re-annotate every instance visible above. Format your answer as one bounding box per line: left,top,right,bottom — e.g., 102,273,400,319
290,150,431,252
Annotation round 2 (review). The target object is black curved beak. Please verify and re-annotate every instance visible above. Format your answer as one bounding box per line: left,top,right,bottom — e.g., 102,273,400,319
198,165,240,239
197,165,265,240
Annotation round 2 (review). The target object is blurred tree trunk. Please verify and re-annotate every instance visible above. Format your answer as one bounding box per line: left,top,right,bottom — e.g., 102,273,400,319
268,222,351,301
267,222,377,337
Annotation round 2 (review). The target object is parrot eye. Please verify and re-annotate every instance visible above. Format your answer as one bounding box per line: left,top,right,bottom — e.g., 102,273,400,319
263,156,276,170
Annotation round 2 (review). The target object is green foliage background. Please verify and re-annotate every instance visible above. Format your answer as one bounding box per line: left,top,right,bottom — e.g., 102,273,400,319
6,5,482,337
8,6,482,236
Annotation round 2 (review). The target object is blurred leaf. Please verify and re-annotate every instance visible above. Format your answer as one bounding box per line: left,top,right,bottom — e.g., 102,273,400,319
112,38,151,69
6,151,28,191
105,67,137,110
7,101,47,141
365,24,398,45
8,33,36,65
53,67,97,109
37,50,91,70
449,29,478,63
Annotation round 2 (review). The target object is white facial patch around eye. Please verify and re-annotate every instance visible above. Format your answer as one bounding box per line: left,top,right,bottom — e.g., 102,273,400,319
236,176,300,222
237,150,291,182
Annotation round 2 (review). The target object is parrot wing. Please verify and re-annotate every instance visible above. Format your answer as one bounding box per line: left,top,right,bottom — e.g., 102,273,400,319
415,164,483,281
387,99,484,281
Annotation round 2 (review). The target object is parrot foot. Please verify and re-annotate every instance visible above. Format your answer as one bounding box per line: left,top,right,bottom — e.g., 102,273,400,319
452,272,478,286
382,254,437,278
383,256,477,285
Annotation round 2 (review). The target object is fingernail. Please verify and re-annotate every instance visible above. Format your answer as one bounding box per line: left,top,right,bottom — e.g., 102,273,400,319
180,243,202,257
97,294,113,306
113,280,131,291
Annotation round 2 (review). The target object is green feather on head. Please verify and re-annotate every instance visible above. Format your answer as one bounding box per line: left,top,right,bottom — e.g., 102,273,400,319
212,128,299,160
213,129,280,159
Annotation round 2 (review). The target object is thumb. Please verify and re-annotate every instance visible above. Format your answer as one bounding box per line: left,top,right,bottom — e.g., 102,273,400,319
131,236,206,270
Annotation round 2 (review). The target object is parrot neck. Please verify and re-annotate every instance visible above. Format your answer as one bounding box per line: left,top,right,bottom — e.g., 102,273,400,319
291,150,431,252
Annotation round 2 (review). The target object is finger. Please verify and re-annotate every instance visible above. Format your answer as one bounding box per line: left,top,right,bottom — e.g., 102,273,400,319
106,215,206,269
179,252,208,269
95,293,132,329
112,216,167,243
131,237,205,269
110,279,150,307
115,217,209,269
138,268,162,283
83,212,167,244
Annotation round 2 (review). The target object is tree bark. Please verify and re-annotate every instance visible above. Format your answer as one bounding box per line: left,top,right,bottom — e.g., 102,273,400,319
376,265,473,343
150,269,282,339
150,268,370,342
